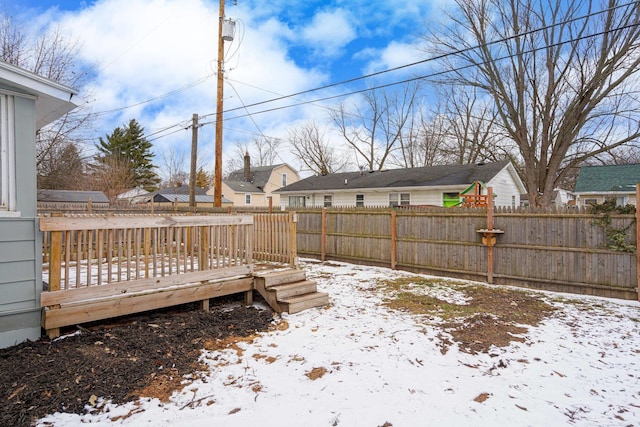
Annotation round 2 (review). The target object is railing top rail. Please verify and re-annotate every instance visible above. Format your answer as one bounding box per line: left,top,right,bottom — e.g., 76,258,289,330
39,214,253,232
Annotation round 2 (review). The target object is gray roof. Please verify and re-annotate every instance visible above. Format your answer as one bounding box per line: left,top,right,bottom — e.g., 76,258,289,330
153,194,231,204
277,161,511,193
224,180,264,193
574,164,640,193
156,185,206,196
227,164,284,190
37,189,109,203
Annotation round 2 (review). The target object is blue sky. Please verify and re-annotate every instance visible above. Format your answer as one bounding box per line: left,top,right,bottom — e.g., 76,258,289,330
2,0,448,177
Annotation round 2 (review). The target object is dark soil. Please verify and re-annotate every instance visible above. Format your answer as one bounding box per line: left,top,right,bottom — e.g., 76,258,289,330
0,298,275,427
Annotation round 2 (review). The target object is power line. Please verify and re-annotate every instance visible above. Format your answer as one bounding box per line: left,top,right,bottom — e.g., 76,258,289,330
199,1,637,120
133,2,640,143
200,22,640,126
91,74,215,117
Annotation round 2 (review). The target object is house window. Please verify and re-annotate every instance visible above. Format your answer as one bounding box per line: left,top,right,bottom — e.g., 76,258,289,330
584,198,598,206
282,173,287,187
616,196,626,207
0,94,16,212
245,193,251,205
390,193,410,207
289,195,306,208
356,194,365,207
324,195,332,207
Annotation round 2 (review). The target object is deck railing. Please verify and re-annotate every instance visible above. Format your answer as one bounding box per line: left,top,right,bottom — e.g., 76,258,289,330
253,212,298,267
41,215,254,291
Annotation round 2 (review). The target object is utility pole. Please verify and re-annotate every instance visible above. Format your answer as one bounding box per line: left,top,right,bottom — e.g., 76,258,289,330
189,113,198,208
213,0,226,207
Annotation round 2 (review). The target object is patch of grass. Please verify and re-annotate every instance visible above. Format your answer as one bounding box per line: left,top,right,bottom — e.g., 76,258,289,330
385,291,475,320
376,276,556,355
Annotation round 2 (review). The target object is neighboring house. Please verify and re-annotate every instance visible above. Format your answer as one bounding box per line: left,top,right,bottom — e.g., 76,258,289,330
209,153,300,207
277,161,525,208
552,188,576,207
574,164,640,207
151,185,232,208
520,188,575,208
37,189,109,209
0,61,79,348
116,186,150,204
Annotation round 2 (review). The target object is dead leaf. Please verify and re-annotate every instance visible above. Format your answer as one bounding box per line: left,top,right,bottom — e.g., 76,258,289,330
474,392,491,403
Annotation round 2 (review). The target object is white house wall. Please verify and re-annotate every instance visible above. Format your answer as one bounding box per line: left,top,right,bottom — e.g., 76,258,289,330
285,188,471,208
487,166,521,208
264,164,299,207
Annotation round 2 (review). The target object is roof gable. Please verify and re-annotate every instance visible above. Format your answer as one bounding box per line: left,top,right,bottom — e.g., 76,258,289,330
278,161,512,193
227,164,285,189
574,164,640,193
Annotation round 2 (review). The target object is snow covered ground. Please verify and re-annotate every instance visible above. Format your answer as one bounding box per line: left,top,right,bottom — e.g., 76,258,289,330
39,259,640,427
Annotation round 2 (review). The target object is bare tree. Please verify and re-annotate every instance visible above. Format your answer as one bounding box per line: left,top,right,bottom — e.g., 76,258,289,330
437,85,506,164
427,0,640,207
160,148,189,188
288,121,349,175
391,103,449,168
1,14,94,187
88,155,135,203
332,83,420,171
37,142,86,190
252,136,282,166
224,135,285,177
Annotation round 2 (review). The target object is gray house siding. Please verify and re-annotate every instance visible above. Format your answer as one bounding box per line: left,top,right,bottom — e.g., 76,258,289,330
0,220,41,345
0,96,42,348
0,61,76,349
14,96,37,214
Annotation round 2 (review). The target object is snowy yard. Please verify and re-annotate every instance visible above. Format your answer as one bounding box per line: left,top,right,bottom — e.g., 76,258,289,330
39,259,640,427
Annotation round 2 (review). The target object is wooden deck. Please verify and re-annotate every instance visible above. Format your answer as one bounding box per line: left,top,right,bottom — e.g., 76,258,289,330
40,215,255,338
39,212,325,338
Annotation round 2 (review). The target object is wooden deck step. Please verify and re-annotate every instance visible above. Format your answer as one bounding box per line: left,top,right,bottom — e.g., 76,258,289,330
279,292,329,314
268,280,318,299
255,269,307,289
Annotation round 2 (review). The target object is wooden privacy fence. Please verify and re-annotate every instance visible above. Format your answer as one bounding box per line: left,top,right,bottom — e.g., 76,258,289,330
297,203,639,300
40,215,255,337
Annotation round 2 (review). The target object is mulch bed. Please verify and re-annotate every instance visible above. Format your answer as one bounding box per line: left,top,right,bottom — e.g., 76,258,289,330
0,298,275,427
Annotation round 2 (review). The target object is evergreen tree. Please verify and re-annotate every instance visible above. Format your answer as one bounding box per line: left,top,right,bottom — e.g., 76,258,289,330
195,167,212,189
95,119,160,191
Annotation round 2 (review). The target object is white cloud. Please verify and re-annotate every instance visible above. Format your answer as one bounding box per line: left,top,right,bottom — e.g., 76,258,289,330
40,0,331,171
360,40,423,76
21,0,446,179
299,8,357,58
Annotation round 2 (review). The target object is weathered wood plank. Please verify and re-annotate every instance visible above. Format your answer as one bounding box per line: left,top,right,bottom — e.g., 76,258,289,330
41,265,252,307
42,277,254,329
40,215,253,231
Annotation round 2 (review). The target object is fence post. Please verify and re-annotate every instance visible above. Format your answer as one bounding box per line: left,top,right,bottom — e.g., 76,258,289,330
45,213,63,338
487,187,495,284
636,183,639,302
390,209,397,270
321,208,327,262
289,211,298,268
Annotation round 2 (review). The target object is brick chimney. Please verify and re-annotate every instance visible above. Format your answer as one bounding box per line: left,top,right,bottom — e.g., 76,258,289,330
244,151,251,182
